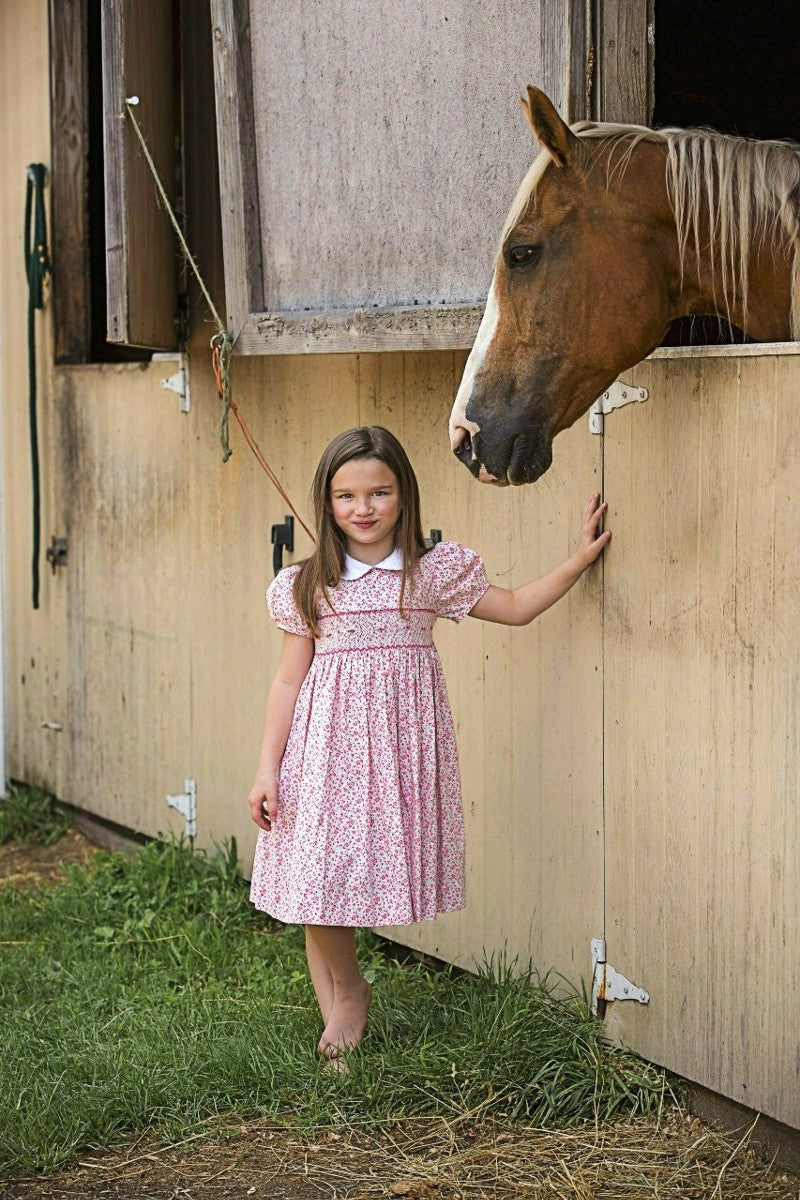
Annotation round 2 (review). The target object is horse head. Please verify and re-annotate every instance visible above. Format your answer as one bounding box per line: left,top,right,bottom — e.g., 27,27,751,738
449,88,679,485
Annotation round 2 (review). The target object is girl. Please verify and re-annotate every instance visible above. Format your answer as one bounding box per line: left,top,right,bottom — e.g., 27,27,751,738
248,426,610,1064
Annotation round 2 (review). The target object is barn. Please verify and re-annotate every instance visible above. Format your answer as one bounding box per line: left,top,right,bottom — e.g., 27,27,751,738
1,0,798,1143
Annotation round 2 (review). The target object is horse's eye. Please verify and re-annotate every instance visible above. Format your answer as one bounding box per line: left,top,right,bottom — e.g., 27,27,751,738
505,244,540,269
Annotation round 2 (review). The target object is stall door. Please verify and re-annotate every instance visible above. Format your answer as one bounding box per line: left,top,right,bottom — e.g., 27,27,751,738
60,362,194,843
601,349,800,1128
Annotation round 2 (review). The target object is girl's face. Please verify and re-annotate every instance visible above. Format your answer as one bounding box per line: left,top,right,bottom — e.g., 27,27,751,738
329,457,401,561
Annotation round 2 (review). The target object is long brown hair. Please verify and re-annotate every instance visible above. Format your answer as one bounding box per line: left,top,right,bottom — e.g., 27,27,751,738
294,427,428,636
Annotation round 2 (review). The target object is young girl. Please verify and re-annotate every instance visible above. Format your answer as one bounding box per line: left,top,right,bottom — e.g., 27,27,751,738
248,426,610,1064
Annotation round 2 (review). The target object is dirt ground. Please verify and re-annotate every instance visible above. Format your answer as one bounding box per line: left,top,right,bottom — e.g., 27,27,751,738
3,832,799,1200
0,827,97,890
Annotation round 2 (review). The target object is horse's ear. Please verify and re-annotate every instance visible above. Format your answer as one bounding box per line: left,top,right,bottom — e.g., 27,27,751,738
519,86,580,169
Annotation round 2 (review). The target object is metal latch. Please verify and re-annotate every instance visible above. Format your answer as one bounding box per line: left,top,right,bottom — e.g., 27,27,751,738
589,380,649,434
271,516,295,576
591,937,650,1016
165,777,197,838
154,351,190,413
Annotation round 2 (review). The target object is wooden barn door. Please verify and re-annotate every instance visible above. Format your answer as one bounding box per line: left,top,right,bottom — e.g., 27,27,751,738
599,350,800,1129
58,362,195,845
591,4,799,1130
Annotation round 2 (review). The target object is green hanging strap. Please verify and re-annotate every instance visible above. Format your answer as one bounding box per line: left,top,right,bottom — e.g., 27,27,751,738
24,164,50,610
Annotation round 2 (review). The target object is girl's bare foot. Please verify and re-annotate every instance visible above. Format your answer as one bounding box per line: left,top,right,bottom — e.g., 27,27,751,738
318,979,372,1058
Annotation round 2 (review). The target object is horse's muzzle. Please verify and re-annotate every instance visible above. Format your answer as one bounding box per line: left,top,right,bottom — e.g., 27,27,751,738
507,432,553,485
452,426,553,486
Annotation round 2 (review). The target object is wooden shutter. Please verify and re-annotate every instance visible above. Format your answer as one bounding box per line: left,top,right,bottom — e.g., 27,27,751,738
49,0,91,363
102,0,178,349
210,0,592,354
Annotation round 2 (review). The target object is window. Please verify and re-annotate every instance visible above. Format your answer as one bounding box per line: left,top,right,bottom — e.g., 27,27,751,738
49,0,180,363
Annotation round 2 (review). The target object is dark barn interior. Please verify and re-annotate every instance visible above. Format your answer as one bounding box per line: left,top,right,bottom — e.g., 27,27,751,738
652,0,800,345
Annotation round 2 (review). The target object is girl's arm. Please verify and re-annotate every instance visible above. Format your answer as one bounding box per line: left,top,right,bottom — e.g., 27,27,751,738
248,632,314,830
468,493,610,627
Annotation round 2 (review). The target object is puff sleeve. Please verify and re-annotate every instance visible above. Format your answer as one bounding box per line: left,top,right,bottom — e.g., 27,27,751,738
429,542,490,623
266,567,314,638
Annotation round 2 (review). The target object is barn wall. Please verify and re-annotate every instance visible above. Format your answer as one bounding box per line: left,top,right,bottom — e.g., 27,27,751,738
0,0,70,802
602,349,800,1128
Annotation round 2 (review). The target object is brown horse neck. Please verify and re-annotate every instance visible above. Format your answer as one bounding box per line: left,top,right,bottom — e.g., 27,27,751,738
688,254,793,341
652,149,795,342
599,135,795,342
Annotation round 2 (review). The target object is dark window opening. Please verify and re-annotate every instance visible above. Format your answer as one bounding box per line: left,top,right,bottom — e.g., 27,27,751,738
86,0,151,363
653,0,800,346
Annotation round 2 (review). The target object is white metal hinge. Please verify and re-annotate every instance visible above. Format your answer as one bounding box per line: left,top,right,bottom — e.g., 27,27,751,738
153,351,190,413
591,938,650,1014
588,380,649,434
165,777,197,838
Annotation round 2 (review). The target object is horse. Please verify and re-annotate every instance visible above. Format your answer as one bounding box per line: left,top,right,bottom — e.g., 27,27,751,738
449,87,800,485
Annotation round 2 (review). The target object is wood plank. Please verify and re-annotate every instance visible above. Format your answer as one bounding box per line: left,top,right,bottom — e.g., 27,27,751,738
49,0,90,363
235,320,800,359
594,0,653,123
0,0,70,796
102,0,178,349
55,363,192,836
539,0,591,121
649,342,800,360
209,0,263,339
604,353,800,1128
235,304,484,354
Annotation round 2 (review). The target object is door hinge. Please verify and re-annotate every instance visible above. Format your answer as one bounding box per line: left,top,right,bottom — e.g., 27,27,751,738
154,351,190,413
589,380,649,434
166,777,197,839
591,938,650,1015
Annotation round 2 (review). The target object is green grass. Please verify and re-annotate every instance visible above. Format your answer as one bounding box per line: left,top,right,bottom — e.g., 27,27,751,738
0,782,71,845
0,807,670,1177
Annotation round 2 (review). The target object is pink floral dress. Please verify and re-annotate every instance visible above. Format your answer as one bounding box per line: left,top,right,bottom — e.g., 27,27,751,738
249,541,490,927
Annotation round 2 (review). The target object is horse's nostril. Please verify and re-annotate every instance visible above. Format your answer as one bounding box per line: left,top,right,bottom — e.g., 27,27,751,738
453,432,472,463
450,424,467,452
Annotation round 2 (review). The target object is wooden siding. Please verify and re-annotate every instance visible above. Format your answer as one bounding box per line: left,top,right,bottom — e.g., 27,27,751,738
54,363,193,839
603,352,800,1127
0,0,70,800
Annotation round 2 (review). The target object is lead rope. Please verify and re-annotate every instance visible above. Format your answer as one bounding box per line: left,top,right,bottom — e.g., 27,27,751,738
123,97,315,542
24,164,50,610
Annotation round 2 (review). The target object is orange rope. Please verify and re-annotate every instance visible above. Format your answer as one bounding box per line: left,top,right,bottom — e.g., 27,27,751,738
211,343,316,544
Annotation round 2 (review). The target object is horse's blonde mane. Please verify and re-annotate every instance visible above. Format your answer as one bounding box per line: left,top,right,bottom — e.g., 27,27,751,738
504,121,800,338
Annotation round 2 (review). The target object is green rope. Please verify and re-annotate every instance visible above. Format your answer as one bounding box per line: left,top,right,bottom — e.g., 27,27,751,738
124,96,233,461
24,164,50,610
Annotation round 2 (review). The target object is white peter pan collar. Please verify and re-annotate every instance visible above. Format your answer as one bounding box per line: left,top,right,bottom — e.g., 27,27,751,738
341,547,403,580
